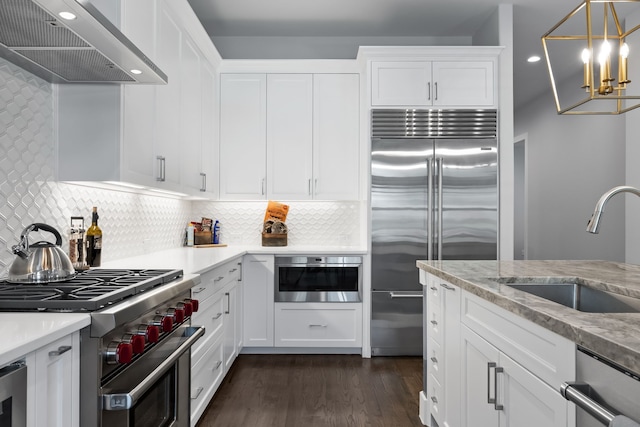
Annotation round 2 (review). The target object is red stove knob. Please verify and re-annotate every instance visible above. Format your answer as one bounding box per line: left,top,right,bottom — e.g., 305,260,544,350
137,324,160,343
122,333,145,354
174,308,185,323
186,298,199,312
161,316,173,332
106,341,133,365
178,301,193,317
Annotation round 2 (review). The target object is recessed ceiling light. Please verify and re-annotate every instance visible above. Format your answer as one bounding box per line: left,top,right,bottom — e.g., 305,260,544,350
130,69,142,75
58,11,76,20
527,55,542,63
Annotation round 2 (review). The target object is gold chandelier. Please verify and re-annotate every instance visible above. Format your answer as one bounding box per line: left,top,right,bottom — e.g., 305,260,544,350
542,0,640,115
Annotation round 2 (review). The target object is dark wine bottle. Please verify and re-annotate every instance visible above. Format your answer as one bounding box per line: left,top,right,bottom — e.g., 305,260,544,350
86,206,102,267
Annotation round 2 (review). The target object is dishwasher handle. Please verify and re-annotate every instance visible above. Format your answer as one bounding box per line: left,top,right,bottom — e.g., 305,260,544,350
561,382,616,425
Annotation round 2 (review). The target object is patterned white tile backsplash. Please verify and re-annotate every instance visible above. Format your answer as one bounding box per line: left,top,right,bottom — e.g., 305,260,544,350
0,57,362,274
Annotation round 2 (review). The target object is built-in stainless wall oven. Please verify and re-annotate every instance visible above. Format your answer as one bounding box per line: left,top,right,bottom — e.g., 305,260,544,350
275,256,362,302
0,361,26,427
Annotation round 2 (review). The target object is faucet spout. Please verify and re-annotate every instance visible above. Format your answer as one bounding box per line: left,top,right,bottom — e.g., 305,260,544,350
586,186,640,233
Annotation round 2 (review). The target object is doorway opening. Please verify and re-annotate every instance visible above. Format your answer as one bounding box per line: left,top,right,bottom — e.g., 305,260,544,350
514,136,527,260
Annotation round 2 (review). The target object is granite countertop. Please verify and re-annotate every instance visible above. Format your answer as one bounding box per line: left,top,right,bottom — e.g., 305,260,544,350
417,260,640,375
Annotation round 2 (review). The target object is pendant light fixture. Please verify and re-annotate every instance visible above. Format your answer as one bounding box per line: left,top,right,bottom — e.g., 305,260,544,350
542,0,640,115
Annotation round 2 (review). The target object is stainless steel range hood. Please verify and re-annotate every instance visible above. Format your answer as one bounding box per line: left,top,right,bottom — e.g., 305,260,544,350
0,0,168,84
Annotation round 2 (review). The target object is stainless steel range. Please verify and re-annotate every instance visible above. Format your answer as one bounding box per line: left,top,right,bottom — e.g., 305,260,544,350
0,269,203,427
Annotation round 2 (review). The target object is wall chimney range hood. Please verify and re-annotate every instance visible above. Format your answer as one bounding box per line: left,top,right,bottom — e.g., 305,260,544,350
0,0,168,84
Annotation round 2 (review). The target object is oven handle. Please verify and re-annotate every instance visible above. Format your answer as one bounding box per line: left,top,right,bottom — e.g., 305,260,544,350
102,326,205,411
560,382,616,425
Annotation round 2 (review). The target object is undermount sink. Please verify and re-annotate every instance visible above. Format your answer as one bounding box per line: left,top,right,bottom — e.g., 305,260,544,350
498,278,640,313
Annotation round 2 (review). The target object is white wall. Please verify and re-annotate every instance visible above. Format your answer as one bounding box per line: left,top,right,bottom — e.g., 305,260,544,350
514,90,626,261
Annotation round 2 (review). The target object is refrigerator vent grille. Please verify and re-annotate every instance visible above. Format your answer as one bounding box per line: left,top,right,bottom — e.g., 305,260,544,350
371,109,497,139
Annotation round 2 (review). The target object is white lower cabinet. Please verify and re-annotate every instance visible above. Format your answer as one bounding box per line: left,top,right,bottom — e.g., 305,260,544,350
27,332,80,427
461,325,569,427
223,280,243,371
274,303,362,347
190,334,224,426
422,272,575,427
243,254,275,347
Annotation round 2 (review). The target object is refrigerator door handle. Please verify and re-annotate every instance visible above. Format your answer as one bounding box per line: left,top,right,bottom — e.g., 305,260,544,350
427,157,434,261
437,157,444,260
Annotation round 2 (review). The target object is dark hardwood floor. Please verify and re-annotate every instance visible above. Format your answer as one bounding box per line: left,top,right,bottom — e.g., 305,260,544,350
196,354,424,427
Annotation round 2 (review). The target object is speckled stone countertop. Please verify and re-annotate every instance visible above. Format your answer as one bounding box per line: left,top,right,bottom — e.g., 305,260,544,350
417,260,640,374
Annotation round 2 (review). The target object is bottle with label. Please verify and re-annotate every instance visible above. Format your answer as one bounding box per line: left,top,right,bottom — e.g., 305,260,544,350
213,220,221,244
86,207,102,267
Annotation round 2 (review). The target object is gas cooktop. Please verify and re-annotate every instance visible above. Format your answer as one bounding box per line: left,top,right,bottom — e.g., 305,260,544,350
0,269,183,312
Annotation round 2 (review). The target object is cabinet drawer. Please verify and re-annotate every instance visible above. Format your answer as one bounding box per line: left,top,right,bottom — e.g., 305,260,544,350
428,373,443,427
191,292,224,359
427,297,442,344
192,259,241,302
191,335,224,426
427,337,443,386
275,303,362,347
461,290,575,387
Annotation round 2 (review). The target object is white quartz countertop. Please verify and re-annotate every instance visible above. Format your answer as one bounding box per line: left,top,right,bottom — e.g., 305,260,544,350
0,313,90,367
102,244,367,275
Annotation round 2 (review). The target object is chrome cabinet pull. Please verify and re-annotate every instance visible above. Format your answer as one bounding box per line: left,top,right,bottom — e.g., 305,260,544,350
430,356,438,363
431,396,438,403
237,262,242,281
214,276,224,282
192,287,206,294
200,173,207,192
309,324,327,328
213,312,222,320
440,283,456,291
229,268,238,274
49,345,72,357
308,179,312,196
487,362,496,404
191,387,204,400
434,82,438,101
430,320,438,326
494,366,504,410
261,178,265,195
429,286,438,291
428,82,431,101
156,156,166,182
213,360,222,371
225,292,230,314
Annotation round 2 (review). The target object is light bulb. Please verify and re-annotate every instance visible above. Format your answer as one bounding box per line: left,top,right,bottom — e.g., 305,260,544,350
599,40,611,65
621,43,630,59
582,48,591,64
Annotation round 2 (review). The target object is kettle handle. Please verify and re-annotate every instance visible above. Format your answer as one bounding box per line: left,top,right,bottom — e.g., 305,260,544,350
22,223,63,246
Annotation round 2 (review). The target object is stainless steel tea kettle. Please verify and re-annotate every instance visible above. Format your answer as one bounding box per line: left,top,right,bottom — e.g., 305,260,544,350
8,223,76,284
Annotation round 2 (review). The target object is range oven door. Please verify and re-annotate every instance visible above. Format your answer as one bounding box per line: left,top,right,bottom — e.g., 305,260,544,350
274,256,362,302
0,362,26,427
101,326,204,427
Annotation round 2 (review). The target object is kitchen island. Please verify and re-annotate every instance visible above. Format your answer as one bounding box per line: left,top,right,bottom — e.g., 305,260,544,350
418,259,640,427
417,259,640,373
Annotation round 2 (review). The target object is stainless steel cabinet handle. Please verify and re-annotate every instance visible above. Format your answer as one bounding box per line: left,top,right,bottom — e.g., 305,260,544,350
213,312,222,320
213,360,223,371
309,324,327,328
494,366,504,410
225,292,230,314
214,276,224,282
49,345,72,357
261,178,265,196
427,82,431,101
156,156,166,182
440,283,456,291
429,286,438,291
561,382,616,425
237,262,242,281
430,356,438,363
229,268,238,273
191,387,204,400
437,158,443,260
430,320,438,326
192,287,206,294
200,173,207,192
308,179,312,196
314,178,318,195
487,362,496,404
434,82,438,101
431,396,438,403
389,292,424,298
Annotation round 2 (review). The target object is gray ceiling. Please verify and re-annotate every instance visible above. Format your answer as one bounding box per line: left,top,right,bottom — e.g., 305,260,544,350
187,0,640,110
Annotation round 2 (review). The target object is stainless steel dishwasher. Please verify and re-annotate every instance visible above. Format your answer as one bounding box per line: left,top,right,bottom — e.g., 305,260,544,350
561,346,640,426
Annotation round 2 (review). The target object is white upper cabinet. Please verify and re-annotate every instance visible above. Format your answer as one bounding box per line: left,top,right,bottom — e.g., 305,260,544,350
313,74,360,200
371,59,495,108
219,72,360,201
200,61,217,197
267,74,314,200
179,35,202,192
219,74,268,200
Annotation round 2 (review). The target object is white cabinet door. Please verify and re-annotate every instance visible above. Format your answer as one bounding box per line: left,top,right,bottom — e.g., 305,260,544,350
179,35,203,193
223,282,238,370
461,325,500,427
432,61,494,107
266,74,313,200
242,254,274,346
498,353,569,427
441,282,461,427
154,5,183,189
120,0,157,187
371,61,432,106
31,333,79,427
313,74,360,200
200,61,217,197
220,74,267,200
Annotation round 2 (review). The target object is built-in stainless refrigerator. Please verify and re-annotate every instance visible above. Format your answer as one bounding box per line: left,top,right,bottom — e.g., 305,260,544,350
371,109,498,356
